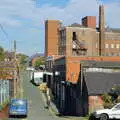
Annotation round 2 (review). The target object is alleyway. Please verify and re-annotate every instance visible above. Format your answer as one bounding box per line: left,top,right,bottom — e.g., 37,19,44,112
22,71,64,120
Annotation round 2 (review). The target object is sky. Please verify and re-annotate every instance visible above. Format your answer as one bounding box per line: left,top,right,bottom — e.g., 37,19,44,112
0,0,120,56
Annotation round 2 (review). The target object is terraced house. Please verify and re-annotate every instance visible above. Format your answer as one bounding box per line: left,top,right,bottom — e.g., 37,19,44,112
0,52,19,111
44,5,120,116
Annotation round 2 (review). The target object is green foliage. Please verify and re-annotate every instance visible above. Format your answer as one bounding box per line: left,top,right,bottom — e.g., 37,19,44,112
101,85,120,108
0,99,9,111
101,94,112,103
109,85,120,103
0,46,4,61
20,55,27,64
109,85,120,96
17,53,28,65
101,94,113,108
17,53,28,71
34,57,45,67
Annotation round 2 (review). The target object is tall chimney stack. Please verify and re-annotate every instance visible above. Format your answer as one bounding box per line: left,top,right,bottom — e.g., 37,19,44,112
99,5,105,56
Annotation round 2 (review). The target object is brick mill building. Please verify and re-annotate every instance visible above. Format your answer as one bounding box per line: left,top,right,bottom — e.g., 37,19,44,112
44,5,120,116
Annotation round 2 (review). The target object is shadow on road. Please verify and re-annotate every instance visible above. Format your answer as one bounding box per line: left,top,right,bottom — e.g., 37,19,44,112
89,115,117,120
30,80,39,86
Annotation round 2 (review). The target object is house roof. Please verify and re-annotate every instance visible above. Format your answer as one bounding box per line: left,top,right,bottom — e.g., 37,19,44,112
82,60,120,95
84,72,120,95
4,51,14,59
96,27,120,33
81,60,120,68
0,61,17,80
69,23,85,28
106,28,120,33
0,71,14,80
0,61,16,69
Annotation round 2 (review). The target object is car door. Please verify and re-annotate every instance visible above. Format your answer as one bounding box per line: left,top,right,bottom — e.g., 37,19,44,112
111,104,120,119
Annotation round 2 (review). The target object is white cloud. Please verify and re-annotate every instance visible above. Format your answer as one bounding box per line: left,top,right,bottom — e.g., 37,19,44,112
0,0,120,28
0,0,36,26
0,0,119,55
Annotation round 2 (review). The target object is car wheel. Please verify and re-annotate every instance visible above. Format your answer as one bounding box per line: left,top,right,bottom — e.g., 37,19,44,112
100,113,109,120
89,115,95,120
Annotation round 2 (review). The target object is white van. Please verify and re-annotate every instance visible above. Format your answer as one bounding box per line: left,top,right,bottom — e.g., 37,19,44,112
33,72,43,85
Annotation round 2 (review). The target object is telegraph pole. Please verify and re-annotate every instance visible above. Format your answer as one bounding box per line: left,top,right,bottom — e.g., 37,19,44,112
14,40,16,60
13,40,17,98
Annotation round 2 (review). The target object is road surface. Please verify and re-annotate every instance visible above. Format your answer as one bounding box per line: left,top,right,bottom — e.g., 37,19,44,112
21,71,63,120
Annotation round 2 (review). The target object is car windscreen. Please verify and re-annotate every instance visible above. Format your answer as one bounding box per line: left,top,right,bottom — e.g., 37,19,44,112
11,100,26,106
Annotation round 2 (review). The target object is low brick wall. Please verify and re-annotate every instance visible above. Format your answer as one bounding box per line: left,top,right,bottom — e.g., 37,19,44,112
0,105,8,118
89,96,104,114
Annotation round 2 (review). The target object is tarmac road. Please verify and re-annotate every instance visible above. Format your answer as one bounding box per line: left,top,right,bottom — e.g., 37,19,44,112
21,71,64,120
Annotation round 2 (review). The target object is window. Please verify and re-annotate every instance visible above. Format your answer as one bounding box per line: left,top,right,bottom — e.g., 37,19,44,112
73,32,77,40
96,43,98,48
114,104,120,110
116,44,120,49
105,44,109,49
111,44,114,49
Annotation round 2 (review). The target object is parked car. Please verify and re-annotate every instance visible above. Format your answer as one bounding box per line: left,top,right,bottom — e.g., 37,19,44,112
90,103,120,120
9,99,28,117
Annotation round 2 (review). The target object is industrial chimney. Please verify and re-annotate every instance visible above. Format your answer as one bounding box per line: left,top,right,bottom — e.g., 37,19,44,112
99,5,105,56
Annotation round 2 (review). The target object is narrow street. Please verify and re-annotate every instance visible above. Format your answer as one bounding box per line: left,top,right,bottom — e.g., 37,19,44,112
21,71,63,120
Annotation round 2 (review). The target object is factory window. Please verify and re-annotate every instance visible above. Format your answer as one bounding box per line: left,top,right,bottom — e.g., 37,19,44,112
105,53,108,56
116,44,120,49
111,53,114,56
96,43,98,48
105,44,109,49
63,40,66,46
73,32,77,40
63,30,66,37
111,44,114,49
108,53,112,56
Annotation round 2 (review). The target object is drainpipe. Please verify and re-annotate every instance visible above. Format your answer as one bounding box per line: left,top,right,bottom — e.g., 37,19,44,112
81,64,83,96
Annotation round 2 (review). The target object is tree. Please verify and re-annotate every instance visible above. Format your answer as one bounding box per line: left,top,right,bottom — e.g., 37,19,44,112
0,46,4,61
17,53,28,65
20,55,27,65
34,57,45,67
101,94,112,108
101,85,120,108
109,85,120,101
17,53,28,70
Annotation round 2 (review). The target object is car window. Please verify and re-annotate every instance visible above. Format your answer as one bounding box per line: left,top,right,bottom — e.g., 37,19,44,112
113,104,120,110
11,100,26,106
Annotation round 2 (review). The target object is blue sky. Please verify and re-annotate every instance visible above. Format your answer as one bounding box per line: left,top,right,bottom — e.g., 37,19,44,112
0,0,120,56
35,0,69,7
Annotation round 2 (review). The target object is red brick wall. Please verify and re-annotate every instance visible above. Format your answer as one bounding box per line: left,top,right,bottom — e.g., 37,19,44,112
82,16,96,29
66,56,120,83
45,20,60,57
89,96,104,114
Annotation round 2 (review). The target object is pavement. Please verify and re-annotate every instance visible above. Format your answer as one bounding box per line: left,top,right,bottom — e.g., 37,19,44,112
40,91,88,120
38,81,88,120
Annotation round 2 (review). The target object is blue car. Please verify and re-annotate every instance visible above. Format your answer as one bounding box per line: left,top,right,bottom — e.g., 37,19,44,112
9,99,28,117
